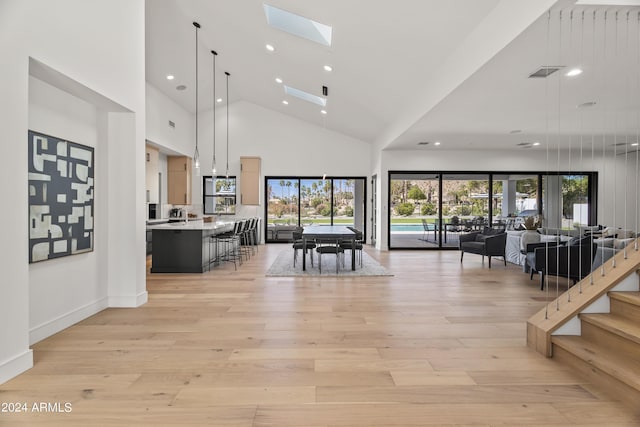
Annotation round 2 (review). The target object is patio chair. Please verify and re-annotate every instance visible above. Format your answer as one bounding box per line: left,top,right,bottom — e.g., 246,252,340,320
421,219,436,241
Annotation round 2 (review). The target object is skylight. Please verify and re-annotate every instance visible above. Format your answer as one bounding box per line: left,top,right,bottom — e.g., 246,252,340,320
264,4,332,46
284,85,327,106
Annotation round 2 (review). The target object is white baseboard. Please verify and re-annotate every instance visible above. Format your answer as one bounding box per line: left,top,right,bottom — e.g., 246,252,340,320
0,350,33,385
108,290,148,308
29,297,108,345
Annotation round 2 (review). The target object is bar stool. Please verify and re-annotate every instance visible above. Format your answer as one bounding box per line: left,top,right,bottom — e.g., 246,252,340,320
215,221,242,270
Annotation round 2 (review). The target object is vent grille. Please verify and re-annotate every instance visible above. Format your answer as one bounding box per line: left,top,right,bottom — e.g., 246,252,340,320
529,66,563,78
168,120,176,128
417,141,430,146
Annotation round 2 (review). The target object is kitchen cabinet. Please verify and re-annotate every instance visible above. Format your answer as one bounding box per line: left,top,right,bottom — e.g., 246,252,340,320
240,156,260,205
145,145,159,203
167,156,192,205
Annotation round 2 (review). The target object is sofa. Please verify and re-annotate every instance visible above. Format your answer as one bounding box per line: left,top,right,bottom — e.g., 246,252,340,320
525,236,597,290
591,237,636,270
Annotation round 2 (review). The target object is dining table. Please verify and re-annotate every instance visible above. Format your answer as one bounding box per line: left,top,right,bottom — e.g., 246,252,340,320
301,225,356,271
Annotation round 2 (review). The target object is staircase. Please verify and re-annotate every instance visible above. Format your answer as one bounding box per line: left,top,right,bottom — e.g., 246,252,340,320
527,243,640,411
551,291,640,408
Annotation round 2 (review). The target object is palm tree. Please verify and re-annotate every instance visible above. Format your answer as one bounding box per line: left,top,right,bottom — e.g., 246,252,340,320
279,179,285,202
286,181,292,216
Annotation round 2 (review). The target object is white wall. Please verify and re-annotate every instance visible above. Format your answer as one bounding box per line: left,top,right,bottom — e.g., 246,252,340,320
28,77,109,343
146,83,194,156
195,101,372,219
0,0,146,384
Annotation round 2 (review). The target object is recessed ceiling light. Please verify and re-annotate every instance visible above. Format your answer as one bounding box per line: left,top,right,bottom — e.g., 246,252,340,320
324,65,332,72
434,141,441,146
282,100,289,105
275,77,283,84
216,98,223,103
320,110,327,115
176,85,187,91
266,44,275,52
632,142,639,146
566,68,583,77
532,142,541,146
166,75,175,80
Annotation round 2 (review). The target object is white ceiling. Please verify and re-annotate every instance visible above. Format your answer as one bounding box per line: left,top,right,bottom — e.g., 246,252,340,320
145,0,640,152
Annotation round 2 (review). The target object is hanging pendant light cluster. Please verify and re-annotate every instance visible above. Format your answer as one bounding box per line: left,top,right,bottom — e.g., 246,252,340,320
192,22,201,175
191,21,231,182
211,50,218,177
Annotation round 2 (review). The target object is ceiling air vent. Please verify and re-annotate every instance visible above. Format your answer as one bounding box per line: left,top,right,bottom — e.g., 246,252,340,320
528,66,563,78
417,141,430,146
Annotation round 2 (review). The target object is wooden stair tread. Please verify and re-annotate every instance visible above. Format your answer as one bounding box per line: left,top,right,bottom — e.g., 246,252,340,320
609,291,640,306
552,335,640,391
580,313,640,345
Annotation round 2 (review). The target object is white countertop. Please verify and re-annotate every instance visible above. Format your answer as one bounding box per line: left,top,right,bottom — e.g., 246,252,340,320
147,219,234,232
146,219,170,225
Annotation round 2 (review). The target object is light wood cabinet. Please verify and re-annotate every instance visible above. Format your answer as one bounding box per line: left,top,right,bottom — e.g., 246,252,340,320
240,156,261,205
167,156,192,205
145,145,159,203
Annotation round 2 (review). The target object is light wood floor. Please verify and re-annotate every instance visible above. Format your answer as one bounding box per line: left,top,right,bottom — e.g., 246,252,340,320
2,245,640,426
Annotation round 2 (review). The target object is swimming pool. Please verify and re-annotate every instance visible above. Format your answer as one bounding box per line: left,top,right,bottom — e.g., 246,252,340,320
390,224,424,232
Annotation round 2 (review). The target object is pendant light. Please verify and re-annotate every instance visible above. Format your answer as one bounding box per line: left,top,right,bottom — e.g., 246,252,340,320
211,50,218,177
193,21,201,175
225,71,231,178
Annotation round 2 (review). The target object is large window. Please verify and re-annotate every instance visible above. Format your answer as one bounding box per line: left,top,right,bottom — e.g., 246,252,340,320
203,176,236,215
265,176,366,242
388,171,596,249
389,173,440,248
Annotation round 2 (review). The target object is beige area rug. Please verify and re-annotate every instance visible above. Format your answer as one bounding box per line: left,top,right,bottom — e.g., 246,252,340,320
265,248,393,277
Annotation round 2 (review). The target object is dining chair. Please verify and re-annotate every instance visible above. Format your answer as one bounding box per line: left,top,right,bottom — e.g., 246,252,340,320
292,227,315,267
315,237,344,274
340,227,364,267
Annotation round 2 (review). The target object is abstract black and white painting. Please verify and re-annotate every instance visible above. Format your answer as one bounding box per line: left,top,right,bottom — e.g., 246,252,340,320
28,130,94,263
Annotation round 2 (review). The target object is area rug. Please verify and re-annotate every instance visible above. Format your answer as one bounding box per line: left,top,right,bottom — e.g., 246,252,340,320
266,248,393,277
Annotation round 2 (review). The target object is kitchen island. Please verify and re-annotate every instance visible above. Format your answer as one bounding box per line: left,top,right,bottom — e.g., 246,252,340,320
148,220,234,273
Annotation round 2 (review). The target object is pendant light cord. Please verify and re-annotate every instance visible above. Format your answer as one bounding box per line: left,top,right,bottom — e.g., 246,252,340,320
212,50,217,176
193,22,200,170
225,71,230,178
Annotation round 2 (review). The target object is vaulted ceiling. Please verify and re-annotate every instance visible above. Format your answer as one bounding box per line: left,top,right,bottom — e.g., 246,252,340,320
146,0,640,151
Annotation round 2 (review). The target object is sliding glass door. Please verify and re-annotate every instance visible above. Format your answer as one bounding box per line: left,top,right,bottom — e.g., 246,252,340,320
388,171,596,250
441,174,490,248
389,173,440,248
265,176,366,243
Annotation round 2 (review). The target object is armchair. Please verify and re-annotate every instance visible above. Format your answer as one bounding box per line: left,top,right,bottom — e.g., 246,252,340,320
459,227,507,268
525,236,596,290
